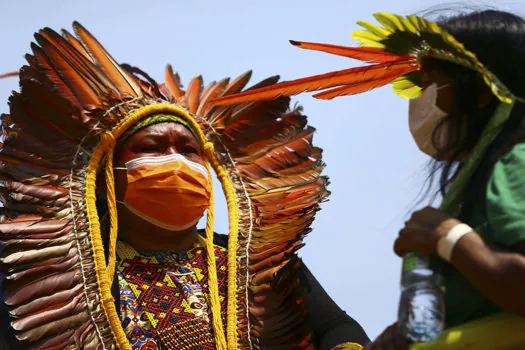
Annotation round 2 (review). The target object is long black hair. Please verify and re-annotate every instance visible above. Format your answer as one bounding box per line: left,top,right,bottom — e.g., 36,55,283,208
422,9,525,221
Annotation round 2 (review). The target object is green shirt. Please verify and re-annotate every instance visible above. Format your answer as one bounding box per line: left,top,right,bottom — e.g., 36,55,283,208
442,143,525,327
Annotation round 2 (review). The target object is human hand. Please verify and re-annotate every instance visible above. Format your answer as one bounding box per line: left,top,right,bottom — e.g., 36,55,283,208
364,323,409,350
394,206,461,257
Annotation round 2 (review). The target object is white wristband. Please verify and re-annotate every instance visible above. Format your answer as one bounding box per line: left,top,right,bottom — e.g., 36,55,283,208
437,223,473,262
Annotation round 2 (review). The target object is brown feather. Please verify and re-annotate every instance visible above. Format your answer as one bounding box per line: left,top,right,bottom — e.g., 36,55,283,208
39,28,118,93
11,85,85,142
185,75,203,114
16,311,88,343
10,285,83,316
197,81,225,116
7,248,78,280
245,75,280,91
164,64,185,99
35,32,107,97
74,322,95,348
33,34,101,107
61,29,91,59
1,242,74,269
0,219,69,237
4,269,81,306
32,329,75,350
203,77,231,121
6,253,78,281
30,43,82,107
72,21,141,97
7,128,77,163
11,294,84,331
219,70,252,97
222,106,303,160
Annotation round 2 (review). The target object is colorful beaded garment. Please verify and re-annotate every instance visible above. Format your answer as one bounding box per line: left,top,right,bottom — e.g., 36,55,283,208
117,238,228,349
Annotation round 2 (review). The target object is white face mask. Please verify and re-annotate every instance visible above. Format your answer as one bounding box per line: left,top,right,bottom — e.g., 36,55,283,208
409,83,450,158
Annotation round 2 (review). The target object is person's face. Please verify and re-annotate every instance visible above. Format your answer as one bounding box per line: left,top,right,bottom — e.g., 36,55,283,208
419,59,493,114
420,61,454,113
117,122,203,164
114,121,203,201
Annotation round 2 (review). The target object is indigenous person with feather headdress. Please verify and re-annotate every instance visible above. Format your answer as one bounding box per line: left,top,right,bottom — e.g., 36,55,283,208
0,23,369,349
215,8,525,350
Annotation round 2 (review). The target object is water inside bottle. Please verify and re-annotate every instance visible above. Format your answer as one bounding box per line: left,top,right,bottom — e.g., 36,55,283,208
398,270,445,342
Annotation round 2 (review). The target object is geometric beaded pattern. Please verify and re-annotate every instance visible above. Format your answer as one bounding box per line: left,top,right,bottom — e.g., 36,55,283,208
118,242,228,349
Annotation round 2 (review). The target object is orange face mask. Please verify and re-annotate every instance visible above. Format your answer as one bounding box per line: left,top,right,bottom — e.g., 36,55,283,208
116,153,211,231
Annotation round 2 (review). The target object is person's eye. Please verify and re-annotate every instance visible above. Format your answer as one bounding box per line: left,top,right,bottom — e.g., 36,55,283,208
138,144,162,153
182,145,199,155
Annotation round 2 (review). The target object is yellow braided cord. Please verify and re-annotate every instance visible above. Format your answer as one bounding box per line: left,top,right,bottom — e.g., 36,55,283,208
150,104,239,348
204,142,239,349
85,103,239,349
203,161,228,350
85,133,131,350
102,132,119,285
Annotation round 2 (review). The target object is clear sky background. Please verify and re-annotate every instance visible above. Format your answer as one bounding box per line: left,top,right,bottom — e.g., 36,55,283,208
1,0,523,341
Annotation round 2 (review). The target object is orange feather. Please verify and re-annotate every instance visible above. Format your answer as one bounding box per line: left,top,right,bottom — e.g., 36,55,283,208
164,64,185,100
0,71,19,79
312,62,418,99
290,40,412,63
212,60,418,105
61,29,91,60
30,43,81,107
185,75,203,114
34,34,101,107
72,22,141,97
219,70,252,97
197,78,230,117
39,29,118,94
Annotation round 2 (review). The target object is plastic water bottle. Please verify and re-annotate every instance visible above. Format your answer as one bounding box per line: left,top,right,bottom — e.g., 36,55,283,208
397,252,445,342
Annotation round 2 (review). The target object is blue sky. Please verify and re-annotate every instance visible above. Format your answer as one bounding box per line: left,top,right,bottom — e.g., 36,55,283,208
1,0,522,340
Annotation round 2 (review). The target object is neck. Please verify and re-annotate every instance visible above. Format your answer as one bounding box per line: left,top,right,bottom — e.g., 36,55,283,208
120,224,199,252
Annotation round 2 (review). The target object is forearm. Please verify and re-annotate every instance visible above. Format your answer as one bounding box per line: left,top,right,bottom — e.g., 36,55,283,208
451,232,525,316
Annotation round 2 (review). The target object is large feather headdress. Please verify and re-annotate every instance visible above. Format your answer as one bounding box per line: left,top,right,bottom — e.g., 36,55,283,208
213,11,525,216
212,12,524,104
0,22,328,349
